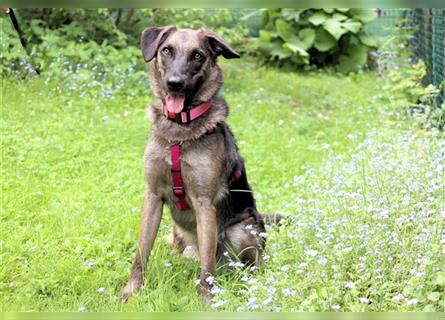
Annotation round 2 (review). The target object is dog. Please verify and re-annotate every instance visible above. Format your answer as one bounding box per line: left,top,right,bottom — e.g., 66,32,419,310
122,26,279,304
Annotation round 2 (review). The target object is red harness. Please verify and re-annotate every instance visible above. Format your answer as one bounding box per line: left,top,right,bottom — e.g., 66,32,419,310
165,100,240,211
170,127,215,211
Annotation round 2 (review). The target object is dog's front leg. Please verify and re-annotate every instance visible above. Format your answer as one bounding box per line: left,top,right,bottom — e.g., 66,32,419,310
122,191,163,301
191,197,217,305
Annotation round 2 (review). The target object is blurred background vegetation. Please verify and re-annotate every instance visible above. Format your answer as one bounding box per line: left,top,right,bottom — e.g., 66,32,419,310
1,8,444,129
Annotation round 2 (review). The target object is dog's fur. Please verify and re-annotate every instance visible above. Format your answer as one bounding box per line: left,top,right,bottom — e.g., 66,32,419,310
122,27,272,304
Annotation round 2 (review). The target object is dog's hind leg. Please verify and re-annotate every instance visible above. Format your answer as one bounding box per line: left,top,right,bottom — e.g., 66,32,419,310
224,211,266,266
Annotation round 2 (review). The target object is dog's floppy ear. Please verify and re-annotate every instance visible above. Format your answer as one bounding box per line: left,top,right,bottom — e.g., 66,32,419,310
202,29,240,59
141,26,176,62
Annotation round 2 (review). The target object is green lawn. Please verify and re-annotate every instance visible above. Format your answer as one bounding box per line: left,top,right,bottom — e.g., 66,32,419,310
1,60,444,311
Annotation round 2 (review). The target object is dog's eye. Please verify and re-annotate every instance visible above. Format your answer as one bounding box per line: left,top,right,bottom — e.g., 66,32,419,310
193,52,203,61
162,47,171,56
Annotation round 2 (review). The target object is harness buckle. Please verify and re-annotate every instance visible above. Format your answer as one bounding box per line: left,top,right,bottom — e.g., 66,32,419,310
173,186,185,197
165,111,190,124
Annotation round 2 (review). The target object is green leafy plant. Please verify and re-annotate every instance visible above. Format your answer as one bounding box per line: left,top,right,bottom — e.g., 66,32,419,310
375,12,444,131
255,8,379,73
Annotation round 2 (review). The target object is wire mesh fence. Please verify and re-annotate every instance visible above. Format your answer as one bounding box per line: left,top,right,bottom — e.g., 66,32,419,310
366,8,445,105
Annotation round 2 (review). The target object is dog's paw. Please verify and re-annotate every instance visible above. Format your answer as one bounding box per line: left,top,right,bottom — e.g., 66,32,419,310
164,233,174,247
182,245,199,261
121,278,142,302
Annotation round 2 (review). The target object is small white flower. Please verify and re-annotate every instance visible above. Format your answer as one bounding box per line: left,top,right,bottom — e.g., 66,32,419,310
205,276,215,285
246,297,258,310
78,307,86,312
406,298,418,305
359,297,369,304
282,288,295,297
317,257,328,265
97,287,105,294
345,282,355,289
281,264,291,272
392,294,405,302
124,111,129,117
101,115,109,122
239,140,246,145
211,285,224,295
164,262,172,268
211,300,227,309
278,119,284,126
305,249,318,257
332,304,340,310
228,261,244,268
259,232,268,238
85,261,95,268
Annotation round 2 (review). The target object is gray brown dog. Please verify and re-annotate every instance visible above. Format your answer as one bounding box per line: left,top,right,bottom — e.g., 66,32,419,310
122,26,274,304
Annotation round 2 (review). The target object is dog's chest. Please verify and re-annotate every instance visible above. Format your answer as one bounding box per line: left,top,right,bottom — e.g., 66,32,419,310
144,133,227,229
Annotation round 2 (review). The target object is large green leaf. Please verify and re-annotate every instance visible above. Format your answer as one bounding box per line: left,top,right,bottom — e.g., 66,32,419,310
336,8,350,12
348,44,368,64
259,30,273,42
283,42,309,57
314,27,336,52
359,33,379,47
350,9,377,23
332,13,348,21
336,44,368,73
281,8,304,22
323,18,348,40
336,55,358,73
298,28,316,49
258,39,282,55
308,11,329,26
275,19,295,42
343,19,362,33
270,44,293,60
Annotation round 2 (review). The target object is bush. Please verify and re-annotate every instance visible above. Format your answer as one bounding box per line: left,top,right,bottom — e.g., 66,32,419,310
255,8,379,73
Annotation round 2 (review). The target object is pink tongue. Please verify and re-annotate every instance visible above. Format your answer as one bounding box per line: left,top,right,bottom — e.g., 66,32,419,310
165,95,185,113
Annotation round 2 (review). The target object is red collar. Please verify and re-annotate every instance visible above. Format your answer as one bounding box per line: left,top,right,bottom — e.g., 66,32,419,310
163,100,212,124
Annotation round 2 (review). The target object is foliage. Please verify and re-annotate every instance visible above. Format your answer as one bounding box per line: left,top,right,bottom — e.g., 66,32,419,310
255,8,379,73
375,14,444,131
1,16,148,100
14,9,251,50
2,9,252,81
16,9,128,47
133,9,252,51
2,59,444,311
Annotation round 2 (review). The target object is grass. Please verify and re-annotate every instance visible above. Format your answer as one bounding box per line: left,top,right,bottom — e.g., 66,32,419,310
1,59,444,311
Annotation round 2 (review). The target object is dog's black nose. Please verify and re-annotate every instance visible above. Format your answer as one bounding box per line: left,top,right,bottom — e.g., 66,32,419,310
167,78,185,91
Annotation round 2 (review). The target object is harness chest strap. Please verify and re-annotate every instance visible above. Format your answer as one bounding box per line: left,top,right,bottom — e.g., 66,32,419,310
169,127,242,211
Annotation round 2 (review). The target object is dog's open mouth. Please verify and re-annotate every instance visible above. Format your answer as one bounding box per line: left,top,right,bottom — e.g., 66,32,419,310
165,94,185,113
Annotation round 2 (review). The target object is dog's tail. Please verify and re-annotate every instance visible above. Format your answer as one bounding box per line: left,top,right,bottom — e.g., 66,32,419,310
261,213,285,226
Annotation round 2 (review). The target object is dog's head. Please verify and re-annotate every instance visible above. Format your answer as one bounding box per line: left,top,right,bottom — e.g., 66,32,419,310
140,26,239,110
